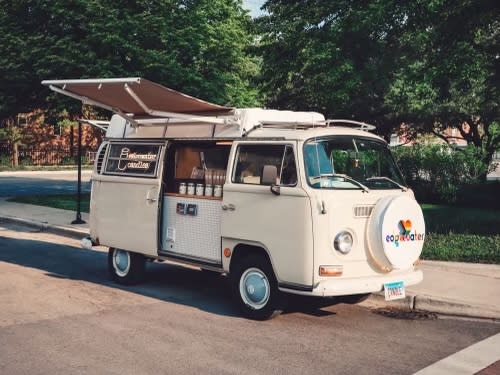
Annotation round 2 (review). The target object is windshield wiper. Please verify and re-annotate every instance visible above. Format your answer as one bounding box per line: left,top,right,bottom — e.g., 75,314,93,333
311,174,370,193
366,176,408,191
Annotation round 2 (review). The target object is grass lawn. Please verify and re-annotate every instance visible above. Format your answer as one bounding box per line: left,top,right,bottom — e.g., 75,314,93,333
8,193,90,213
6,194,500,264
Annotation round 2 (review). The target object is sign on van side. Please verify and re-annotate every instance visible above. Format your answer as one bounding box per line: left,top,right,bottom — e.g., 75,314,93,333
105,143,161,177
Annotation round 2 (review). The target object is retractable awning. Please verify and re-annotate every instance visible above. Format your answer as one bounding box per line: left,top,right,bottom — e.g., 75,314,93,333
41,77,233,123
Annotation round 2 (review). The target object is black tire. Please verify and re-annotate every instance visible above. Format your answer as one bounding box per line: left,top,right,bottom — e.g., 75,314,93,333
231,255,284,320
338,293,371,304
107,247,146,285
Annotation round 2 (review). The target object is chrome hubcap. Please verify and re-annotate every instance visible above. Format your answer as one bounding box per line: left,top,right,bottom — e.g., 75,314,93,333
113,249,130,277
239,268,270,310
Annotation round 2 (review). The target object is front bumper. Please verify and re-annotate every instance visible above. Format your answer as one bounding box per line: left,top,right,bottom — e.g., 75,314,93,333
279,269,423,297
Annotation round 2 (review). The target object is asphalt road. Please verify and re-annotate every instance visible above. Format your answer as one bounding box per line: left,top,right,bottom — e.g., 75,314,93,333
0,170,91,197
1,223,499,375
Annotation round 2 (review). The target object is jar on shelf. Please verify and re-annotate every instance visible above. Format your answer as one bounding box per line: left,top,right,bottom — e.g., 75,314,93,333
179,182,187,195
196,183,204,196
214,185,222,197
205,184,213,197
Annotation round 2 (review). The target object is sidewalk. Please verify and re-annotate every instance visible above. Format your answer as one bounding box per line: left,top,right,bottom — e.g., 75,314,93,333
0,198,499,320
0,197,89,239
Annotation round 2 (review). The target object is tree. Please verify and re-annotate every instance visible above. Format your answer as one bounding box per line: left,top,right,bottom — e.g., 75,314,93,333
257,1,499,175
385,0,499,177
0,119,23,167
256,0,407,135
0,0,260,122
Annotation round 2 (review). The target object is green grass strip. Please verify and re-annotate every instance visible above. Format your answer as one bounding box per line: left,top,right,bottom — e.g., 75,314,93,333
8,193,90,213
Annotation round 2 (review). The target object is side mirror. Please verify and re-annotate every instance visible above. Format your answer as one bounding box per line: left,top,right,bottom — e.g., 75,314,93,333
261,165,280,196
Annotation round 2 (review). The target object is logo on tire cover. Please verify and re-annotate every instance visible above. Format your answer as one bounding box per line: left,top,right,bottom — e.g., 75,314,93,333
385,219,425,247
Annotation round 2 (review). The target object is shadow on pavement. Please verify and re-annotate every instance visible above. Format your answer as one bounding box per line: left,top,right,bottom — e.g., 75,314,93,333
0,233,340,318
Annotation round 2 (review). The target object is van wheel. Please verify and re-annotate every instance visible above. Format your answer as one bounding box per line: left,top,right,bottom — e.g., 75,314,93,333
231,255,283,320
107,248,146,285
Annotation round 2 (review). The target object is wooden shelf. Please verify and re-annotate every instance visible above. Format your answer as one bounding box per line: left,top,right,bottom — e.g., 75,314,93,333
165,193,222,201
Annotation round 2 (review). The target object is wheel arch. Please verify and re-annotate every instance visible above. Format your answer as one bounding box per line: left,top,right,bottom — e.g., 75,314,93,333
229,243,277,279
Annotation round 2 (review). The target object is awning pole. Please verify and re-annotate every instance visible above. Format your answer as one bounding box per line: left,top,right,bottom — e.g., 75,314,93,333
71,120,86,225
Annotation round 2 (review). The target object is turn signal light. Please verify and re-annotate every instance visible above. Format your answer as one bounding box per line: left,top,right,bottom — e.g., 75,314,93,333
319,265,343,277
223,248,232,258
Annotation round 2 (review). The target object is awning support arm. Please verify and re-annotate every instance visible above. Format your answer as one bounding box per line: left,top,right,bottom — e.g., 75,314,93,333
48,85,138,126
78,119,110,131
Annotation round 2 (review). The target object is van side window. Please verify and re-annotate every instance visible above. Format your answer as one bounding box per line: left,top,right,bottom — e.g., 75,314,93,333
233,144,297,186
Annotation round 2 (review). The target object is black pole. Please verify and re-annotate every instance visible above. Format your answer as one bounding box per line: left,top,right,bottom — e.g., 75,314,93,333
72,120,86,224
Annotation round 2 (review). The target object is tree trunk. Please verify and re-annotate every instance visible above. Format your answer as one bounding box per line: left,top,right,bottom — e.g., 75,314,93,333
12,142,19,168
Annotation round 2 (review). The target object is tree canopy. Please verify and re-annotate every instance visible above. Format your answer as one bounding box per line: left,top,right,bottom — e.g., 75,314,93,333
0,0,498,172
0,0,260,120
257,0,499,169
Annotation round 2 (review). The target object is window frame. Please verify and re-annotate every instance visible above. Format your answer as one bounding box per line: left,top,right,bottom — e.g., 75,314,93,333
231,142,298,187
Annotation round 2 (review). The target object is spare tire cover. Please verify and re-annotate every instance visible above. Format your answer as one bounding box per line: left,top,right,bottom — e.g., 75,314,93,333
366,195,425,271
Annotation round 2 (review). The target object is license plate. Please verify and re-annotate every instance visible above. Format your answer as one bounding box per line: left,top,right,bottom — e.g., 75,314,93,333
384,281,405,301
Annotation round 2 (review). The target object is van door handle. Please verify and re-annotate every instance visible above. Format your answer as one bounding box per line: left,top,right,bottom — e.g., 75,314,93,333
146,188,159,203
222,204,235,211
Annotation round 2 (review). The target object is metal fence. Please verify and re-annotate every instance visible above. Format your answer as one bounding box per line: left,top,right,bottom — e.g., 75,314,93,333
0,144,97,166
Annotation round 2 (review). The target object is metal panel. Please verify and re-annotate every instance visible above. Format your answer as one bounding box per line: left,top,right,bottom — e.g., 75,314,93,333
161,196,222,262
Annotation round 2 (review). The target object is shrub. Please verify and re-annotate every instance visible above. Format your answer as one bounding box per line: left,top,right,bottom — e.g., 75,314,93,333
0,155,11,166
422,233,500,264
393,144,488,204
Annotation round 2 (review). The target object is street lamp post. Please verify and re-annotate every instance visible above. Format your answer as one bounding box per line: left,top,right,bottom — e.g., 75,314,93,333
72,119,86,225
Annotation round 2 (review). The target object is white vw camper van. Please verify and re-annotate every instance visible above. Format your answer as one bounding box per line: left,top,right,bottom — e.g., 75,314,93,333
43,78,425,320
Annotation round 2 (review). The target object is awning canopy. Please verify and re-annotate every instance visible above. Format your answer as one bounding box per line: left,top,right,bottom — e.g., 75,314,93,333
41,78,233,120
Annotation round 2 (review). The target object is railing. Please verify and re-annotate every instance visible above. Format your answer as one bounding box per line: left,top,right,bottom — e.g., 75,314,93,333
0,144,98,166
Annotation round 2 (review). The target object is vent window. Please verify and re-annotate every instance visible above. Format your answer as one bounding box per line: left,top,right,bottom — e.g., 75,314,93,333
95,143,109,174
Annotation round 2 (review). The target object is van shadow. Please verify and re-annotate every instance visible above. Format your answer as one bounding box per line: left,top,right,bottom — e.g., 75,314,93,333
0,234,239,317
0,234,338,318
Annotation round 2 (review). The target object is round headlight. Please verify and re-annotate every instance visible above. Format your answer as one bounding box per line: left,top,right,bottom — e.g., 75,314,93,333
334,231,353,254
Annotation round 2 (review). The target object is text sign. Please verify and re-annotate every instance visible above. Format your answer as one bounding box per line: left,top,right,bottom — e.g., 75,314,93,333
105,144,161,177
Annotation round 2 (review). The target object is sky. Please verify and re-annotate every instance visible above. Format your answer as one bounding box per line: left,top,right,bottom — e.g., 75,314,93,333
243,0,265,18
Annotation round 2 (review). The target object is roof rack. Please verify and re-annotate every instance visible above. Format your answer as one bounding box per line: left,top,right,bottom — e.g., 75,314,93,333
325,119,376,131
243,119,376,135
259,121,327,128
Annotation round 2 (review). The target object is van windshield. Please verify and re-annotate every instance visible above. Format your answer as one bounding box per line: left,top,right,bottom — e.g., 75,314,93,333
304,137,406,190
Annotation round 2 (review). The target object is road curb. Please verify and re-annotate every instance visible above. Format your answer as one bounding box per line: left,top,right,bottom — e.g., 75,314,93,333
0,215,88,241
360,292,500,320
